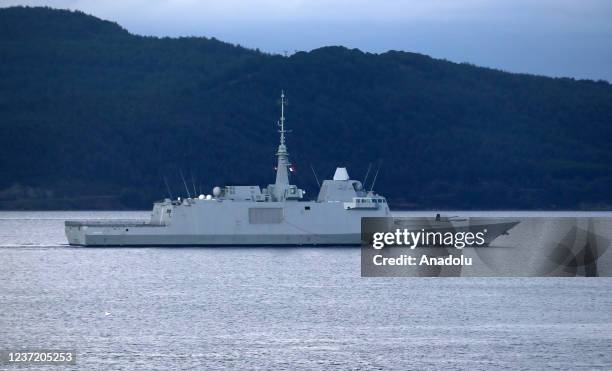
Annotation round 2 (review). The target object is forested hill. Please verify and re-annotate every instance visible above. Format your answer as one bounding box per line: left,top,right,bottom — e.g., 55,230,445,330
1,6,612,210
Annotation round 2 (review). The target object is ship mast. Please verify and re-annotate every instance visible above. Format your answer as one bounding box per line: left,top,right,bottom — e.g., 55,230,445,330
274,91,290,201
279,91,286,146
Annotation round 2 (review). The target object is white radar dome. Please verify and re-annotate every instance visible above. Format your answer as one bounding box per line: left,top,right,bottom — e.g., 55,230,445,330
333,167,349,181
212,186,222,197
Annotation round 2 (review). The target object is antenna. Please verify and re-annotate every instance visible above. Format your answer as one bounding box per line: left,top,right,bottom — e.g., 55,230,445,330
179,170,191,198
362,163,372,188
370,163,382,192
279,90,287,146
191,172,197,196
310,164,321,188
163,176,173,200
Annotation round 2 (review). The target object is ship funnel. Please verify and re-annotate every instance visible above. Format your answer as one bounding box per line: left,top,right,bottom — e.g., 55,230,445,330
333,167,349,181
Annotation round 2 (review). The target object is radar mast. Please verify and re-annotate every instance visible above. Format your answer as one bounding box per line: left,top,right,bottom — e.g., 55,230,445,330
274,91,291,200
269,91,305,202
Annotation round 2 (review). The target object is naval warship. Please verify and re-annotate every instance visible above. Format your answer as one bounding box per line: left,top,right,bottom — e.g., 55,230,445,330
65,93,520,247
65,92,393,246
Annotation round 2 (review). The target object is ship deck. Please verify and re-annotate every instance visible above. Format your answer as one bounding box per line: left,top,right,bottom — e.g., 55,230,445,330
65,220,163,228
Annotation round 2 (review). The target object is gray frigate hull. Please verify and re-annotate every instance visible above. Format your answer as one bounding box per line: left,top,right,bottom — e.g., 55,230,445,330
65,199,386,246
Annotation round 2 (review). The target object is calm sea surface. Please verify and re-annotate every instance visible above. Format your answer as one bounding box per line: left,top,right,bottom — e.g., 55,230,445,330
1,211,612,370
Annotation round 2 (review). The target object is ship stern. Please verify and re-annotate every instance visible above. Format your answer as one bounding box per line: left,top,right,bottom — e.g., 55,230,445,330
64,221,88,246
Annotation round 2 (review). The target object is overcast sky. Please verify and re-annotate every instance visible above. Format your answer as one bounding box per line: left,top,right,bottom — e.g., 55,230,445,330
3,0,612,81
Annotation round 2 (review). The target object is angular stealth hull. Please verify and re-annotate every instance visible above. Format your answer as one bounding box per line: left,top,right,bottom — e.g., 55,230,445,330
65,200,386,247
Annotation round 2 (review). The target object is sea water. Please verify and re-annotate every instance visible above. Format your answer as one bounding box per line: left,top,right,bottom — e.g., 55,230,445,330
1,211,611,369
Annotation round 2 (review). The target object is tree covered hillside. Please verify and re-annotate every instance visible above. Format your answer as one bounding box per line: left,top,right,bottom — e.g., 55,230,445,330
1,6,612,209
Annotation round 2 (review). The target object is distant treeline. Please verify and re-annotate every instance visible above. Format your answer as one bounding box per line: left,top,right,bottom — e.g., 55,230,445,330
1,6,612,210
